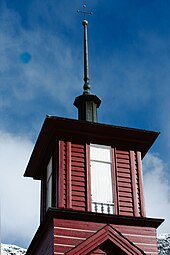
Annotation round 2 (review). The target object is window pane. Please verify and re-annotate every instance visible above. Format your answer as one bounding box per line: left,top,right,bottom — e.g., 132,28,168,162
90,144,114,214
47,158,52,181
90,144,111,162
91,161,113,204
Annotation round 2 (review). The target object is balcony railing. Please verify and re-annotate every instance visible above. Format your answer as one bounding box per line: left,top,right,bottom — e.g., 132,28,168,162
92,201,114,214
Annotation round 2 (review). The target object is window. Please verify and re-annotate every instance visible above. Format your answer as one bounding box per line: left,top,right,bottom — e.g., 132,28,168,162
46,157,52,210
90,144,114,214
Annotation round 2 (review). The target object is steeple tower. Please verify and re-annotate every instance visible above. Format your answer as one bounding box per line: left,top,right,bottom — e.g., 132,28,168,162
74,5,101,122
24,4,163,255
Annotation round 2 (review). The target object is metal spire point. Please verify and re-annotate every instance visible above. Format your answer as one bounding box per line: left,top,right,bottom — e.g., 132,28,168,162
77,4,92,94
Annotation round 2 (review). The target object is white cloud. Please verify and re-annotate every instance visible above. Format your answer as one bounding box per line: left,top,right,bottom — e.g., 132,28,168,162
0,131,40,248
143,153,170,234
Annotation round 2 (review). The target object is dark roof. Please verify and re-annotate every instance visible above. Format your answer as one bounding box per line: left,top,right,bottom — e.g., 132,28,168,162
24,116,159,179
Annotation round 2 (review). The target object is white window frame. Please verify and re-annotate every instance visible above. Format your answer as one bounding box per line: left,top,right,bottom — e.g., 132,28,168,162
90,144,114,214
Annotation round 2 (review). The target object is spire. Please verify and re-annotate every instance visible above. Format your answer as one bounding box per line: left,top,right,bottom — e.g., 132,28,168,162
74,4,101,122
82,18,90,94
79,4,92,94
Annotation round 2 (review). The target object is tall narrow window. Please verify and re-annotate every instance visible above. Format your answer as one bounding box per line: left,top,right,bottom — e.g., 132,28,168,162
90,144,114,214
46,157,52,210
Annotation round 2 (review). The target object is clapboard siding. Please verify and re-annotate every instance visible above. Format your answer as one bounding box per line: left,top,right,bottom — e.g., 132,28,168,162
112,224,158,254
116,149,134,216
54,219,103,254
26,213,160,255
53,219,158,255
58,142,145,216
115,149,146,217
136,151,146,217
130,150,146,217
59,141,67,208
58,141,86,210
71,143,86,211
134,151,141,215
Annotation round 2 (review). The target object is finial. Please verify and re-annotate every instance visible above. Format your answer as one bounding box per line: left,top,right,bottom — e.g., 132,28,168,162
77,4,92,21
77,4,92,94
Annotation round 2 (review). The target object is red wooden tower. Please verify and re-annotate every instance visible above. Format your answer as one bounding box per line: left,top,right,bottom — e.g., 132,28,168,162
24,7,163,255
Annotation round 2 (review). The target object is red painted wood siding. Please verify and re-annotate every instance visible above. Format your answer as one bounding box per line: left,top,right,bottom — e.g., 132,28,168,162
112,224,158,254
136,151,146,217
115,149,134,216
58,141,67,208
71,143,86,211
53,218,158,255
59,141,87,211
54,219,104,254
58,141,145,217
131,151,146,217
115,149,145,217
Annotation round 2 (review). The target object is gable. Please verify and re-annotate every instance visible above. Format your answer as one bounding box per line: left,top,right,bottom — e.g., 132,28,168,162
66,225,146,255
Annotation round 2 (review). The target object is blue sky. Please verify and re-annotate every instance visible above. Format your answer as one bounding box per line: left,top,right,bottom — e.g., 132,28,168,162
1,0,170,249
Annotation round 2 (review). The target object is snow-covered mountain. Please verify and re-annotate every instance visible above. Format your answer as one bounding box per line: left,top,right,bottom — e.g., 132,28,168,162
158,233,170,255
1,234,170,254
1,243,26,255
